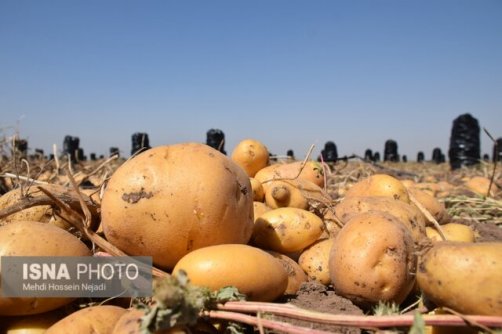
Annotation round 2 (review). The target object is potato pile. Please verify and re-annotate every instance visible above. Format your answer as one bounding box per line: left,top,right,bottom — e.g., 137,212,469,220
0,138,501,333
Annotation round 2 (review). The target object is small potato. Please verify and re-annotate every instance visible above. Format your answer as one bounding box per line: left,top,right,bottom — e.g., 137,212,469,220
329,211,416,307
464,176,497,197
299,238,334,286
251,207,325,253
344,174,410,203
0,188,52,223
426,223,475,243
253,201,271,222
250,177,265,202
0,221,92,316
264,179,330,210
407,187,449,225
231,139,269,177
417,241,502,316
334,196,426,243
172,244,288,302
254,160,325,189
46,305,127,334
267,251,308,295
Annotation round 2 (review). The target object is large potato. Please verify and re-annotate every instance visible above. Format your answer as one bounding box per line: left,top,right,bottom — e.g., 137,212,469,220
0,221,91,316
344,174,410,203
231,139,269,177
251,207,324,253
172,244,288,302
334,196,426,243
101,143,254,270
46,305,127,334
329,211,416,307
417,241,502,316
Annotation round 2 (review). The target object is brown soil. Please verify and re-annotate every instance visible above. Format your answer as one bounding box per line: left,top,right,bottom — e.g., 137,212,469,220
280,281,364,333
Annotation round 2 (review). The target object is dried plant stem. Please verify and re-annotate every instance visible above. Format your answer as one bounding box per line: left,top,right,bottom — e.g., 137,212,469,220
1,173,48,185
262,144,316,185
483,127,498,198
217,301,502,328
53,144,60,172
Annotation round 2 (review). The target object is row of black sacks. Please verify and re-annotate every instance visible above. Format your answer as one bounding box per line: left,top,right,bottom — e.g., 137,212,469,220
7,114,502,168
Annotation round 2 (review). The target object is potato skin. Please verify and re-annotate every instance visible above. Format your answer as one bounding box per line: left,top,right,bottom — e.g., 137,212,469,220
172,244,288,302
344,174,410,203
231,139,269,177
329,211,416,307
417,241,502,316
299,238,333,285
251,208,325,253
0,188,52,223
250,177,265,202
406,187,449,224
0,221,91,316
426,223,475,243
334,196,426,243
267,251,307,295
254,160,325,189
46,305,127,334
264,179,328,210
101,143,254,270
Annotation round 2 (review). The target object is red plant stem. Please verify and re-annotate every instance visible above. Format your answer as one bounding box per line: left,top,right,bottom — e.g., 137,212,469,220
218,301,502,328
206,310,335,334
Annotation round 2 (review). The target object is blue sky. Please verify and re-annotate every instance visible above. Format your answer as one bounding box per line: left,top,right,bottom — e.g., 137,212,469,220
1,1,501,160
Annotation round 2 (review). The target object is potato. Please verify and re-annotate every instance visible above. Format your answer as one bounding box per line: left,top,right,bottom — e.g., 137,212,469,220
254,160,325,189
250,177,265,202
344,174,410,203
0,188,52,223
417,241,502,316
407,187,449,225
334,196,426,243
0,185,100,228
0,221,91,316
46,305,127,334
1,309,64,333
230,139,269,177
426,223,475,243
267,251,307,295
264,178,329,210
172,244,288,302
464,176,497,197
298,238,333,286
101,143,254,270
251,207,325,253
329,211,416,307
253,201,271,222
